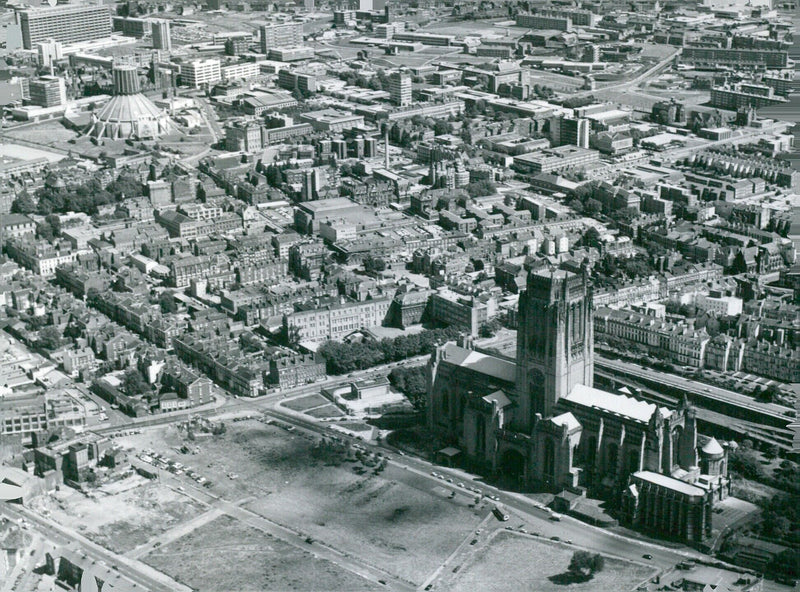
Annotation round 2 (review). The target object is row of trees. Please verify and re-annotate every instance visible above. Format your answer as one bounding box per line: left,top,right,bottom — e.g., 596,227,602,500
318,327,460,375
11,172,144,216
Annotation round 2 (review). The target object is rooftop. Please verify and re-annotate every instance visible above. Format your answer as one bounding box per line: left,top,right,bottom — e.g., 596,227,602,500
562,383,672,424
633,470,706,497
440,342,516,384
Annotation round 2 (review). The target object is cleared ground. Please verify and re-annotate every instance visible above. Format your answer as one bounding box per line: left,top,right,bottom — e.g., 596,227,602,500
441,530,656,592
29,476,204,554
118,421,486,585
144,515,381,592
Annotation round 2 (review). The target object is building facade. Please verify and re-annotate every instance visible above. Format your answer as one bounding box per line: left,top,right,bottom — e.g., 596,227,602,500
17,5,112,49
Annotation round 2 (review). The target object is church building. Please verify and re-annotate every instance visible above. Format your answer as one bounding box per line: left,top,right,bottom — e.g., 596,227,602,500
427,267,731,544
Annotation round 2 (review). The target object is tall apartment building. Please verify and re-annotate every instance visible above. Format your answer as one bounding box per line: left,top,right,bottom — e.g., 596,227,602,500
710,84,786,110
681,47,789,69
113,16,149,38
17,5,112,49
36,39,62,68
180,58,221,88
550,115,590,149
389,71,411,106
28,75,67,107
151,19,171,51
259,22,303,53
515,13,572,31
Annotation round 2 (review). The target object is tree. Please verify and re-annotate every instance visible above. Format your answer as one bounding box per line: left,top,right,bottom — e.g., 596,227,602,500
159,291,177,314
11,191,35,214
568,551,605,578
729,448,765,480
280,324,302,349
465,180,497,198
38,326,62,350
364,255,386,273
434,120,452,136
584,198,602,216
388,365,428,411
123,368,149,397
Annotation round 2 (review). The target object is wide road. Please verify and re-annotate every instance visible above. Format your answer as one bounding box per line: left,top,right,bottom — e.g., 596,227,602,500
0,503,192,592
565,46,681,100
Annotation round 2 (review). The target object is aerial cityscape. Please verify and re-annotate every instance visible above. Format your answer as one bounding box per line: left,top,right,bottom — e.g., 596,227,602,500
0,0,798,590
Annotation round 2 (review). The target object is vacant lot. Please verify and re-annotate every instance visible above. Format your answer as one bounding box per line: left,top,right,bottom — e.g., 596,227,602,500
29,477,204,554
442,531,655,592
144,515,380,592
119,421,485,585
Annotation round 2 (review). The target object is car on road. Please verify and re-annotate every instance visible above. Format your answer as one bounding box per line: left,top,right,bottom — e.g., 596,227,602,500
550,536,560,542
305,537,314,544
446,478,453,483
470,539,478,545
549,513,563,521
431,472,439,477
642,554,653,560
457,482,465,488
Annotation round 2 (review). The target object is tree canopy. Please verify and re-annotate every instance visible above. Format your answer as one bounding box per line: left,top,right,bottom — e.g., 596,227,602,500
318,327,460,375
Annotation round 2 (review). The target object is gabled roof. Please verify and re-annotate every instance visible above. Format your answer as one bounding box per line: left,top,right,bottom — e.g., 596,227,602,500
440,342,515,383
562,384,672,424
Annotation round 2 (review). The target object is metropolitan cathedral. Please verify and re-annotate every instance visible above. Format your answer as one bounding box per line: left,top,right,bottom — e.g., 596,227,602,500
427,266,732,543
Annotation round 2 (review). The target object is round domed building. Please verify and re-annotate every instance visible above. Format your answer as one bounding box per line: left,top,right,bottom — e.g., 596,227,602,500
86,65,177,140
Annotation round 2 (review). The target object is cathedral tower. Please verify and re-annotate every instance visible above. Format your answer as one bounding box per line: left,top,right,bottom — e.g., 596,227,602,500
515,268,593,432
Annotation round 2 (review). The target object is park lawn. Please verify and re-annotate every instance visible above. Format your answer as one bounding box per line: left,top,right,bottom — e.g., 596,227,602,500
282,393,330,411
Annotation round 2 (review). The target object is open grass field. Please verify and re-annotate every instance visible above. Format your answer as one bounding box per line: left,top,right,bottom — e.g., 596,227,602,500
305,404,345,418
28,476,204,554
118,421,486,585
282,393,329,411
144,515,381,592
441,530,656,592
4,120,78,147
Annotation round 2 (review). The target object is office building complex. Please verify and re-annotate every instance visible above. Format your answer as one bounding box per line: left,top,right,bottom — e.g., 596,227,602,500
17,5,112,50
710,83,787,110
36,39,62,69
389,72,412,106
181,58,222,88
28,76,66,108
259,22,303,53
550,115,590,149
